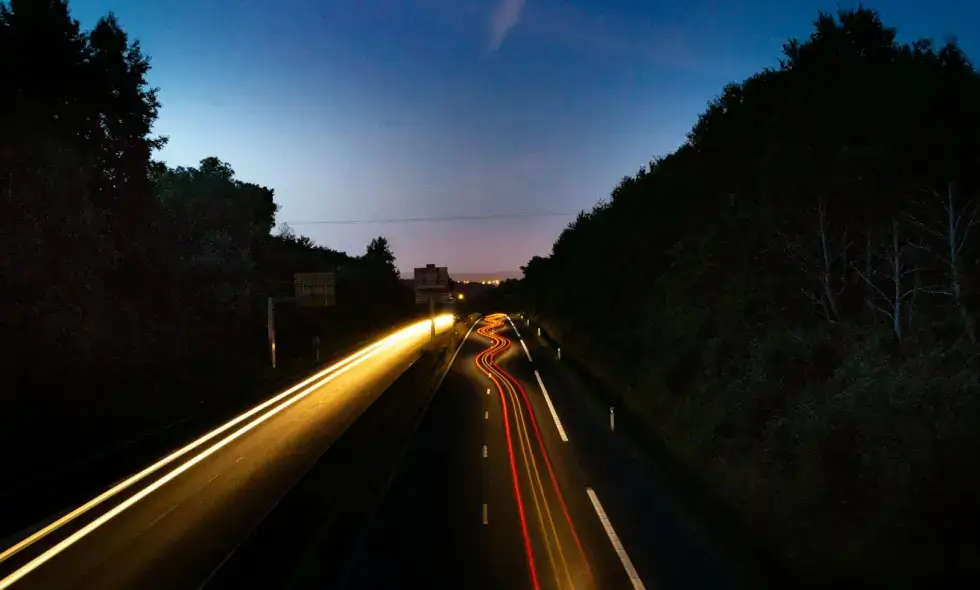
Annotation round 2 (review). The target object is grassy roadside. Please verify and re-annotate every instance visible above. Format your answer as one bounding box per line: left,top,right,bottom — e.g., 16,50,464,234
531,310,980,584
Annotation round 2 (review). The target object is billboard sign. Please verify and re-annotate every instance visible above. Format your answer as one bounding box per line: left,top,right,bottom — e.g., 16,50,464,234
413,264,450,304
414,264,449,291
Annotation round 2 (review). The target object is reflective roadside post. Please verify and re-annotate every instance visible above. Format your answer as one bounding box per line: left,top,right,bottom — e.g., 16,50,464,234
429,295,436,340
610,407,615,432
313,335,321,361
557,347,561,360
267,296,276,369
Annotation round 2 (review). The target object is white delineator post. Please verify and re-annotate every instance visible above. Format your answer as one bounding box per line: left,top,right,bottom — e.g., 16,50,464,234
267,296,276,369
610,407,615,432
429,295,436,340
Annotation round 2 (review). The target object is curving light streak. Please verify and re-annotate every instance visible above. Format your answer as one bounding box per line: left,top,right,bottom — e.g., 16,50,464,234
0,314,453,588
475,320,540,590
481,313,594,589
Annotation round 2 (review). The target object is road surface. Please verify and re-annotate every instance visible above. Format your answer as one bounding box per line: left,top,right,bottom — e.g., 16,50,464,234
347,314,642,589
347,313,741,590
0,315,455,590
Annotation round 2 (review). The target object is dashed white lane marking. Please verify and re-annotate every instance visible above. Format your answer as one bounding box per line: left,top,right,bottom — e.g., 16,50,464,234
533,370,569,442
485,411,489,420
482,445,487,458
482,504,488,525
506,315,522,338
235,456,245,464
207,473,220,484
520,339,532,362
486,388,490,396
586,487,646,589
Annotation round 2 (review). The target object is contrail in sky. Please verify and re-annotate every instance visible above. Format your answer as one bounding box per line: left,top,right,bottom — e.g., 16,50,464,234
488,0,526,51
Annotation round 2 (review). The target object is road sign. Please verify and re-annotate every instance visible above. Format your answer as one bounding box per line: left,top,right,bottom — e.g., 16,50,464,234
414,264,449,291
413,264,451,304
293,272,336,307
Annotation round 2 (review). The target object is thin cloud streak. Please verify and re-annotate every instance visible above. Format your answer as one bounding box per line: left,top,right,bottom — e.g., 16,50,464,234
488,0,525,51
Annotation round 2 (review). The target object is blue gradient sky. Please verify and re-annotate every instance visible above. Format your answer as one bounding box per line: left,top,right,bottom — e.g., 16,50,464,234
72,0,980,274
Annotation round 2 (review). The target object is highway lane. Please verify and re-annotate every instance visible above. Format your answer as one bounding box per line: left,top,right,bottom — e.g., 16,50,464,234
0,315,455,590
347,314,638,589
514,316,744,589
342,323,501,588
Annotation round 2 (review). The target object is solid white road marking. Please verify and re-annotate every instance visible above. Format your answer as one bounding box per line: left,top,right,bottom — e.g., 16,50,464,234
482,504,488,525
533,370,568,442
586,487,646,590
520,339,532,362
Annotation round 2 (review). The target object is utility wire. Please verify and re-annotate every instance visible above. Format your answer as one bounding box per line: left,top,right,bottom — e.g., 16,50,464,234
287,210,580,225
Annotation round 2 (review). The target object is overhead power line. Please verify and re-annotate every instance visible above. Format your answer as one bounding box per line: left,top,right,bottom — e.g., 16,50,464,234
287,210,580,225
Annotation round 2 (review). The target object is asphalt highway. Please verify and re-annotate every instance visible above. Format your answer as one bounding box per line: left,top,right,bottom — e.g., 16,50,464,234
511,317,742,590
0,315,455,590
347,314,669,590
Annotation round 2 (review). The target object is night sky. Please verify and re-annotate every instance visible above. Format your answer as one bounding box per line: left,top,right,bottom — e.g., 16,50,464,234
71,0,980,274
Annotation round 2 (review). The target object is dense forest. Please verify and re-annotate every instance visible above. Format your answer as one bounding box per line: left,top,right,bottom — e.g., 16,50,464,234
0,0,411,454
521,8,980,580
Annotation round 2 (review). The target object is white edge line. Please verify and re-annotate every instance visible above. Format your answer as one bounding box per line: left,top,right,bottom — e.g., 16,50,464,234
0,319,453,590
519,339,533,362
532,370,568,442
586,487,646,590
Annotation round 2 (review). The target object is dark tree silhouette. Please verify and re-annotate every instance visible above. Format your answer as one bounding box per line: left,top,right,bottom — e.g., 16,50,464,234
0,0,422,489
518,7,980,581
363,236,398,279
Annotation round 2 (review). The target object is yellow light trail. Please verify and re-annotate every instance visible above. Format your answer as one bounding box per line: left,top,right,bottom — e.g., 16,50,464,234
509,375,573,588
477,315,579,590
0,314,453,589
477,323,561,582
